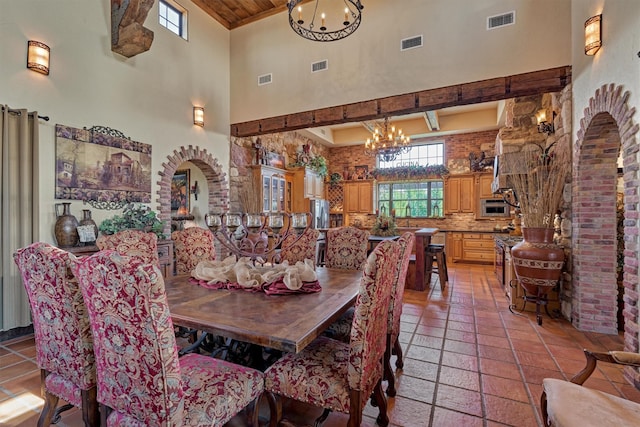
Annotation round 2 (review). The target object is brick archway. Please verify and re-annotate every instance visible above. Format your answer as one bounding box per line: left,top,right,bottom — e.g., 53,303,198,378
157,146,228,237
573,85,639,380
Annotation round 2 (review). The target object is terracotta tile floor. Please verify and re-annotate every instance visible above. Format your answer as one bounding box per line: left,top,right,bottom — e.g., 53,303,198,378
2,263,640,426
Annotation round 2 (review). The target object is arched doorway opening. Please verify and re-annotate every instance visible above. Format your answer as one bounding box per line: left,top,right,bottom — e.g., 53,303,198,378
573,85,639,369
157,146,229,237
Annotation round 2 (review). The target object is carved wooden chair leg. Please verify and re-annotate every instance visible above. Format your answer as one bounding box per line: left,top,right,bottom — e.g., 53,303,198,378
81,387,100,427
347,390,363,427
371,379,389,427
393,337,404,369
314,408,332,427
384,335,397,397
37,389,59,427
264,391,282,427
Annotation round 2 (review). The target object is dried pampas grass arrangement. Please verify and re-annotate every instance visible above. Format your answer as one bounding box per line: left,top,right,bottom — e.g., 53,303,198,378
239,182,262,213
502,144,569,228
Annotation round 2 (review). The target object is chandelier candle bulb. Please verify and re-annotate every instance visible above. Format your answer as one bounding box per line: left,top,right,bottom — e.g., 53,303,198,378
297,6,303,23
344,8,349,24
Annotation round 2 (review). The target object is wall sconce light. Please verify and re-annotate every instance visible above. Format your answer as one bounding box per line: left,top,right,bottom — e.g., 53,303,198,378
193,106,204,127
536,109,556,135
191,180,199,200
27,40,50,75
584,14,602,56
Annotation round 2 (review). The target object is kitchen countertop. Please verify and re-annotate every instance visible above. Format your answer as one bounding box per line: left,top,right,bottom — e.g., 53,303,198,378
494,234,524,247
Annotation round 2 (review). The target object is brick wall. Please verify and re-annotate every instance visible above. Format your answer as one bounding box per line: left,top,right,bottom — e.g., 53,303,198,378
574,84,640,389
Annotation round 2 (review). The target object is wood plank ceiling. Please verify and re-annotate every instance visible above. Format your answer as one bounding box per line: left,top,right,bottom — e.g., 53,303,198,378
192,0,289,29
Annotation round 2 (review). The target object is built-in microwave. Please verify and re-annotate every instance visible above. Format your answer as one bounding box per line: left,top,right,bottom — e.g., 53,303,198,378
479,198,510,217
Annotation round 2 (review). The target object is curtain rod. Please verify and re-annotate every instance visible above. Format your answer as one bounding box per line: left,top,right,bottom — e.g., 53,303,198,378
3,106,49,121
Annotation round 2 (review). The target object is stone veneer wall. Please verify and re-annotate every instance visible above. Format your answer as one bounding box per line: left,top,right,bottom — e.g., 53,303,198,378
495,88,574,319
230,132,328,212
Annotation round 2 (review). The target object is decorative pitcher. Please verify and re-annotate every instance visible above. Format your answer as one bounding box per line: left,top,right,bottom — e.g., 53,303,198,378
54,202,79,247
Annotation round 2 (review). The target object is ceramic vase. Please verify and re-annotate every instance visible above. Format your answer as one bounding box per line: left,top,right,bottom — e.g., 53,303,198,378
511,227,564,323
54,202,79,247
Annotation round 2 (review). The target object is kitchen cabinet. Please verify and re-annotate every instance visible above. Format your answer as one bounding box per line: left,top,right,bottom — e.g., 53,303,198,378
444,175,475,214
343,180,374,213
292,167,324,212
447,232,463,262
250,165,292,213
447,231,493,264
477,173,495,199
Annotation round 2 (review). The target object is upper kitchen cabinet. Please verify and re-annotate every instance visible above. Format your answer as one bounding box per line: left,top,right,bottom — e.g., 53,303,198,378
250,165,292,213
293,167,324,197
344,180,374,213
291,167,325,212
477,173,495,199
444,175,475,214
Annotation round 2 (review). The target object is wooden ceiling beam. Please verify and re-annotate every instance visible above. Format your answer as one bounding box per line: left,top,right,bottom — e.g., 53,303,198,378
231,65,572,137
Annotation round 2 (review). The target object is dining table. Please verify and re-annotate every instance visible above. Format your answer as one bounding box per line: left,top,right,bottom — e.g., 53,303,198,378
414,227,439,291
164,266,363,354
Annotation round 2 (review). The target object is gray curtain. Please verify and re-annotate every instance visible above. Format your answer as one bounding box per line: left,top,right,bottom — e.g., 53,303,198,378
1,105,39,331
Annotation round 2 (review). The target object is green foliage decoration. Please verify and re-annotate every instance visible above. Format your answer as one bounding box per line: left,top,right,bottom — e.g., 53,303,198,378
290,155,328,178
98,203,166,239
370,215,398,237
371,164,449,180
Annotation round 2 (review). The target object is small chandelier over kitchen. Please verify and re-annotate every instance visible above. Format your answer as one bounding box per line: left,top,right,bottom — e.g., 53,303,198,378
364,117,411,162
287,0,364,42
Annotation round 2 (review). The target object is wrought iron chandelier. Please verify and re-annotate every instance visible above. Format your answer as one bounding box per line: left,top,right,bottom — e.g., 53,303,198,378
287,0,364,42
364,117,412,162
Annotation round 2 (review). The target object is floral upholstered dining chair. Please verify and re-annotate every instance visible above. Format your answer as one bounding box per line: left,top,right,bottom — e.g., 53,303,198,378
323,232,415,397
264,240,401,427
96,229,159,267
13,242,98,427
171,226,216,274
324,226,370,270
278,227,319,265
71,250,265,426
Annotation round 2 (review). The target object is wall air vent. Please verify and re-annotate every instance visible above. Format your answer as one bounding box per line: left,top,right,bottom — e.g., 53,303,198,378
401,35,423,51
487,11,515,30
311,60,328,73
258,73,272,86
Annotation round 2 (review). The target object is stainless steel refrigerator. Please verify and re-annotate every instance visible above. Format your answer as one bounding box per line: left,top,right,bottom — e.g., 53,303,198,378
310,199,330,229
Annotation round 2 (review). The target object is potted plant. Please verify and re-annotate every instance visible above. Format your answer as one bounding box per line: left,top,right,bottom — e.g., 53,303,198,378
98,203,166,239
501,144,569,324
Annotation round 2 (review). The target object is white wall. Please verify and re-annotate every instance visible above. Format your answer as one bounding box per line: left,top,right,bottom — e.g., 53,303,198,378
571,0,640,141
0,0,231,243
230,0,572,123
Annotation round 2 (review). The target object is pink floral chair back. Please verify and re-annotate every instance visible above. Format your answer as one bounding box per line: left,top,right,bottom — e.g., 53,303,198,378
13,242,98,426
389,232,415,339
279,228,319,265
264,240,400,426
96,229,159,267
172,226,216,274
325,226,370,270
71,250,264,426
348,240,401,394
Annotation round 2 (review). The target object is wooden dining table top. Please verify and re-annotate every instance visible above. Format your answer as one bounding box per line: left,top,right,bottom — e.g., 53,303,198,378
164,267,362,354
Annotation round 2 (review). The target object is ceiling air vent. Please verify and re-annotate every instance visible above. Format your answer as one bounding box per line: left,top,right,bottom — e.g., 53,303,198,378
257,73,272,86
487,11,515,30
311,60,328,73
401,35,423,51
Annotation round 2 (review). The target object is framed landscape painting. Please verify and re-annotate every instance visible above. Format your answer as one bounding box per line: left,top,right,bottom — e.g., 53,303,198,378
171,169,190,212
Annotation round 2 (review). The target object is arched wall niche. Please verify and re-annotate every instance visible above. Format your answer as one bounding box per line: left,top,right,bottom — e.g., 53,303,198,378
157,145,228,237
573,84,639,387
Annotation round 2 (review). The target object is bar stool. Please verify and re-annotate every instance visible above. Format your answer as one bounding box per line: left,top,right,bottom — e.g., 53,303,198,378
425,243,448,288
